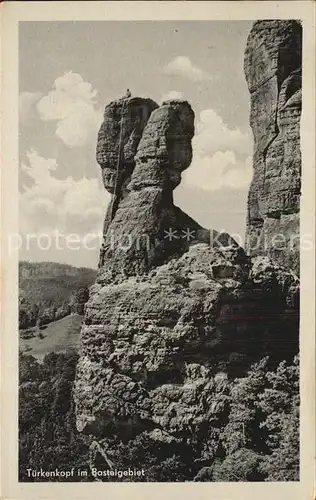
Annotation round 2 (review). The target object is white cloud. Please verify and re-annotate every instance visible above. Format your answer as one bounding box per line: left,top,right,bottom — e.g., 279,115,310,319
183,108,253,192
193,109,252,157
184,151,252,192
224,156,253,189
164,56,210,82
19,92,43,124
36,72,103,147
160,90,184,104
20,150,110,235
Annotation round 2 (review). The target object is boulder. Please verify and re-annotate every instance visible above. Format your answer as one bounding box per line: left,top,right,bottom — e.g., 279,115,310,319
74,23,301,474
75,245,298,477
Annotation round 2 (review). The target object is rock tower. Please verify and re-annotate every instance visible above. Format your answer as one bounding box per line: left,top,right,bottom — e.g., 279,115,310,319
74,21,301,480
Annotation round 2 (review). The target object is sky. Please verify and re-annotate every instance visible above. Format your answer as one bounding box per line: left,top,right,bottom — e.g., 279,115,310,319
19,20,255,268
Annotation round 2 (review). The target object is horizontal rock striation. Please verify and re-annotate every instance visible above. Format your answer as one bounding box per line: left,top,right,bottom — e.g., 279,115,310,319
97,97,158,243
75,87,299,478
244,20,302,275
97,97,158,193
75,245,298,477
97,99,240,278
133,99,195,190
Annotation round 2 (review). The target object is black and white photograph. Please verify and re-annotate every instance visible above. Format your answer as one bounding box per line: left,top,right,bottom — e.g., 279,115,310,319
1,1,315,497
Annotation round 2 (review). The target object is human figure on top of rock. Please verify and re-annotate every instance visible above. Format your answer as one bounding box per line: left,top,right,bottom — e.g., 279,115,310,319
96,97,243,274
124,88,131,98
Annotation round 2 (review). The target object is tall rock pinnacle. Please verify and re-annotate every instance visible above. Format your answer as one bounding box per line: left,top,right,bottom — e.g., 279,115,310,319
96,98,238,280
244,20,302,275
74,86,299,479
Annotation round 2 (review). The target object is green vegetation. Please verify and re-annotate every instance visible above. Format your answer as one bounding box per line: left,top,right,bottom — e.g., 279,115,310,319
19,352,93,482
19,353,299,482
212,356,299,481
19,261,96,329
20,314,83,360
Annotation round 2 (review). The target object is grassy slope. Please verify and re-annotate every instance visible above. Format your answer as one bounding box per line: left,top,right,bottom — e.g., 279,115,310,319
20,313,83,361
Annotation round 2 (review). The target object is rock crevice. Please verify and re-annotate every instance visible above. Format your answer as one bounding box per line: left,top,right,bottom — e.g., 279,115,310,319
74,20,301,480
244,20,302,274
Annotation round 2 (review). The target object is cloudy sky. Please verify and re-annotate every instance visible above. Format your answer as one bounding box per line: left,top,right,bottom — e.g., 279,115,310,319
19,20,254,268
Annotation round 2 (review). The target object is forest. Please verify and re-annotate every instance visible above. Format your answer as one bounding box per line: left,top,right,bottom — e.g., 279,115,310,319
19,352,299,482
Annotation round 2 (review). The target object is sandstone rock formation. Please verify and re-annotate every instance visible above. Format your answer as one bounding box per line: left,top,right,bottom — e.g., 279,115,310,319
244,20,302,275
75,238,298,478
97,97,158,194
97,97,158,242
97,98,240,278
74,82,300,478
76,248,298,434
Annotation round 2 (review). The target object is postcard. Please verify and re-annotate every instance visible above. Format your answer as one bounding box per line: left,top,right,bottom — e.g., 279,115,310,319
1,2,315,499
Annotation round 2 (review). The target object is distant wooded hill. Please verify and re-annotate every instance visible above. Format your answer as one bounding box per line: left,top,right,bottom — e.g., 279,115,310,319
19,261,96,330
